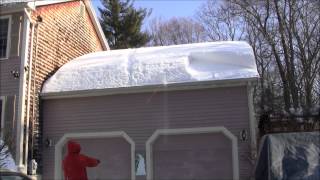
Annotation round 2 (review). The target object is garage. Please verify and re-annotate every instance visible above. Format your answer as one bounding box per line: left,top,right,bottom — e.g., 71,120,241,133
40,42,258,180
53,132,135,180
147,127,238,180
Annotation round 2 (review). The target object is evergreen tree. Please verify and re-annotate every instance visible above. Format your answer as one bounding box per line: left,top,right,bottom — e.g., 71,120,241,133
99,0,150,49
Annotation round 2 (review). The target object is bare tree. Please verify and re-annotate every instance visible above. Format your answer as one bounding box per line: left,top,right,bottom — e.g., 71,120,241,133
197,0,277,113
228,0,320,113
197,0,246,41
148,17,206,46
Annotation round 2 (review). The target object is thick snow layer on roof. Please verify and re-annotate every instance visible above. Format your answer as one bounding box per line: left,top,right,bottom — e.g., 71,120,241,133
42,41,259,93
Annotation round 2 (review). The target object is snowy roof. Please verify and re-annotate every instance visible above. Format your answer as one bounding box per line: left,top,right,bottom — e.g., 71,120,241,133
42,41,259,94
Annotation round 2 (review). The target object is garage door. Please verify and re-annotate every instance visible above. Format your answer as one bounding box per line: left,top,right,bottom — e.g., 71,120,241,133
149,128,237,180
62,137,132,180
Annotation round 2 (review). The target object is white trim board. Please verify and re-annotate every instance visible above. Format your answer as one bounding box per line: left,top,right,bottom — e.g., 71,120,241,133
0,15,12,60
54,131,136,180
0,96,6,138
41,78,258,100
83,0,110,50
146,127,240,180
27,0,109,50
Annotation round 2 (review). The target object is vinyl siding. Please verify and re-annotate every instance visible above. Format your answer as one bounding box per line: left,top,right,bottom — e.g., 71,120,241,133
64,138,132,180
0,12,24,95
0,12,24,154
42,86,253,179
153,133,233,179
26,0,104,166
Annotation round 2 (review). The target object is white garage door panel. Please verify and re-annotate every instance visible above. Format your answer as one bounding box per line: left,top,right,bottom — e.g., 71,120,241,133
62,138,131,180
153,133,233,180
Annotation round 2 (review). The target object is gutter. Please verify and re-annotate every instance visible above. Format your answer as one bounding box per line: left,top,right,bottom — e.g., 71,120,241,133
41,77,258,100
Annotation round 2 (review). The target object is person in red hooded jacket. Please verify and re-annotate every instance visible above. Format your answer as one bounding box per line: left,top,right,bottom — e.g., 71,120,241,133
63,140,100,180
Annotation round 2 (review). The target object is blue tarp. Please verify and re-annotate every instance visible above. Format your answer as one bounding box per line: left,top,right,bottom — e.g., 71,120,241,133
255,132,320,180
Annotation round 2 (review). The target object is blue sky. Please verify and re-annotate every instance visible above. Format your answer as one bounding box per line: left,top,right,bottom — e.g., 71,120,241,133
91,0,206,29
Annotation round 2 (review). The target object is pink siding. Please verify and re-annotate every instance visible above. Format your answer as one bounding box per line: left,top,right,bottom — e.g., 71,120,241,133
0,12,25,151
0,12,24,95
42,86,253,179
153,133,233,180
62,138,132,180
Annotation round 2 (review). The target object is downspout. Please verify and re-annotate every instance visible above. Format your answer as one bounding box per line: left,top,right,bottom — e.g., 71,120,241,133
24,9,38,173
16,8,33,173
247,81,258,162
28,15,42,170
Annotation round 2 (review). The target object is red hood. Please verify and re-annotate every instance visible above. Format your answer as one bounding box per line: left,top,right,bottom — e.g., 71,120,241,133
67,140,81,154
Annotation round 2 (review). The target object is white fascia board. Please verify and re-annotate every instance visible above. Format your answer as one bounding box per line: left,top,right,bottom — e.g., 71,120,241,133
83,0,110,50
40,77,258,100
1,0,72,13
27,0,73,10
26,0,110,50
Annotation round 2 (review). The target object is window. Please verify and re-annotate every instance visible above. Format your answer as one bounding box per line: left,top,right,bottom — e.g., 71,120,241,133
135,152,146,176
0,16,11,59
0,97,5,138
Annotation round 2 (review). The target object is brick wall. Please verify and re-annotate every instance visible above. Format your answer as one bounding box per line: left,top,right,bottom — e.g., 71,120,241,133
23,0,104,171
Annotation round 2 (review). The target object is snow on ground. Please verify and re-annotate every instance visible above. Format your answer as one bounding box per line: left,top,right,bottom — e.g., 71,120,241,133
42,41,259,93
0,140,17,171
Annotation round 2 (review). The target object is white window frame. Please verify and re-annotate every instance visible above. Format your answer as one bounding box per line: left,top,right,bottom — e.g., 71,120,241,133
0,96,6,138
0,15,12,60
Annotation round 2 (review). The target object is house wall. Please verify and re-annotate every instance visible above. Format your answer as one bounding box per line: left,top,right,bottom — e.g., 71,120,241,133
63,138,132,179
153,133,233,179
0,12,25,152
42,86,254,179
24,0,104,168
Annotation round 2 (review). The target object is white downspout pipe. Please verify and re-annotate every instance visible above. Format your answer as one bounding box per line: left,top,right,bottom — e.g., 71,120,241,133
16,8,35,173
24,9,38,173
16,8,32,173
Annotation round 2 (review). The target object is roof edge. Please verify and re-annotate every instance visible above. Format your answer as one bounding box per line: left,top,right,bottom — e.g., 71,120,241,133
0,3,26,14
27,0,73,9
41,77,258,100
26,0,109,50
83,0,110,50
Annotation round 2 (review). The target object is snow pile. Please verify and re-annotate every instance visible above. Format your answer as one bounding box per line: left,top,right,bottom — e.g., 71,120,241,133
42,41,259,93
0,140,17,171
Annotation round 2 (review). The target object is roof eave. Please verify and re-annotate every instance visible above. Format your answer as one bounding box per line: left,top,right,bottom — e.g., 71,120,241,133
0,3,26,14
40,77,259,100
27,0,110,50
83,0,110,50
0,1,70,14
